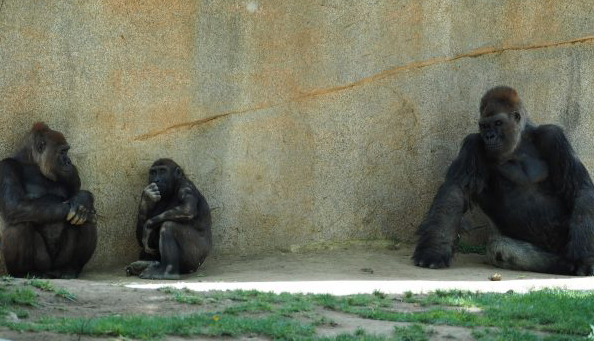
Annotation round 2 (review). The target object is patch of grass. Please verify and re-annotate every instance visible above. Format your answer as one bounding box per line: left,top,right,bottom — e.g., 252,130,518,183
2,286,592,340
544,334,587,341
55,288,77,302
348,306,482,326
312,314,336,327
354,289,594,336
161,288,315,316
393,324,433,341
318,329,388,341
401,289,475,307
224,301,273,315
310,292,391,312
346,294,391,308
159,287,202,305
0,285,38,319
313,293,341,310
373,290,387,299
472,328,539,341
162,288,594,337
28,279,76,302
2,288,38,307
5,313,316,340
317,325,432,341
1,276,14,282
29,279,55,292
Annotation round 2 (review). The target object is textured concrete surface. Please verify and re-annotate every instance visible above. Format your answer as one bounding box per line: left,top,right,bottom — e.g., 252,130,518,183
1,1,594,269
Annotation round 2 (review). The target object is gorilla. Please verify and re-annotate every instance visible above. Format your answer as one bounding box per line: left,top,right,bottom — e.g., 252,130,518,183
0,122,97,278
413,86,594,276
126,158,212,280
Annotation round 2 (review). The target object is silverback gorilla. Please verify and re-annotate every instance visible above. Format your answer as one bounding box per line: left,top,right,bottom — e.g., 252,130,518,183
0,122,97,278
126,158,212,279
413,86,594,276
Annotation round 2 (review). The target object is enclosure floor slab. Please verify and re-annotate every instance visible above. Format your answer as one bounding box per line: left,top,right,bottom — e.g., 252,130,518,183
81,246,594,295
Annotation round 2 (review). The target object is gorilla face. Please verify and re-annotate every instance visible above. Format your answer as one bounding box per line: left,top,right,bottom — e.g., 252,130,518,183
148,159,183,199
478,86,526,160
149,164,174,197
478,111,522,157
52,144,74,180
31,127,74,182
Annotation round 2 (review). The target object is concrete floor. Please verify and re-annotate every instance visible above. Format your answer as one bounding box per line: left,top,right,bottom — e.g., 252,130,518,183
83,246,594,295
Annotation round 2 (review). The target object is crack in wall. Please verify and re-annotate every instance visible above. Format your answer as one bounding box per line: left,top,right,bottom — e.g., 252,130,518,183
133,102,281,141
132,34,594,141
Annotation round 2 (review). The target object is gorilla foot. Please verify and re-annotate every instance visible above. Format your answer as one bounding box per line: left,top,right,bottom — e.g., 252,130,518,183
574,260,594,276
139,264,180,280
126,260,159,276
44,269,79,279
414,258,450,269
412,247,452,269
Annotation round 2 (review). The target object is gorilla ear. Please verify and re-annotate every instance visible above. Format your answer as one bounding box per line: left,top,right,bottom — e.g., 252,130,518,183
174,166,183,179
512,111,521,122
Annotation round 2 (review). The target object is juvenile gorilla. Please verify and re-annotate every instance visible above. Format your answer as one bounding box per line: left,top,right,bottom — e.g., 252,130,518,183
414,86,594,275
126,159,212,279
0,122,97,278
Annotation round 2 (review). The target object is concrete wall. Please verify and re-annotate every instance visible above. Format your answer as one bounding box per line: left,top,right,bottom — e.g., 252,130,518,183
1,0,594,269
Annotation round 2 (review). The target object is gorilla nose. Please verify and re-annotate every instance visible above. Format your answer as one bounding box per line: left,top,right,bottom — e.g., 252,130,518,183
484,132,496,141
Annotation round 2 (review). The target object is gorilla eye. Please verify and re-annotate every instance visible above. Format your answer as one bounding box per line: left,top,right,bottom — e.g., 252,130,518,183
36,141,45,153
479,124,487,129
513,111,521,120
495,120,503,126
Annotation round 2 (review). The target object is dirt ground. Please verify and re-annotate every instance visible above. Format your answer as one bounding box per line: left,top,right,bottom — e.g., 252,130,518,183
1,245,593,340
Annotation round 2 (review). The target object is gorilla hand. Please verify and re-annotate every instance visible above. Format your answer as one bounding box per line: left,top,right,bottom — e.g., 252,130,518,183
140,183,161,211
143,218,158,230
66,190,95,226
412,235,453,269
143,183,161,202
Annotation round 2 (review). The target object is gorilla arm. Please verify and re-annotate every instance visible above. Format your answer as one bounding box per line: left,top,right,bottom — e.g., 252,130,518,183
144,187,199,229
535,125,594,275
0,159,69,225
413,134,487,268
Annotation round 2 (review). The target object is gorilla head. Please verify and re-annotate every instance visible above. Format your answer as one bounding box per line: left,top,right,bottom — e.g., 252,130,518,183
26,122,75,182
148,158,184,198
478,86,528,159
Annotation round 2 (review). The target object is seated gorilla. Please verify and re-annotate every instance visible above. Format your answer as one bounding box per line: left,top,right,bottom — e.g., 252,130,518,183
413,86,594,276
0,122,97,278
126,158,212,279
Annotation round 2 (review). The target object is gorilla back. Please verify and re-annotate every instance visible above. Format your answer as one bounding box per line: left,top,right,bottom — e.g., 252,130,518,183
0,123,97,278
413,86,594,276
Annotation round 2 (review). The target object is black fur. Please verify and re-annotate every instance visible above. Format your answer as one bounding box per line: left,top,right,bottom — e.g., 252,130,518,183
0,123,97,278
125,158,212,280
414,87,594,275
